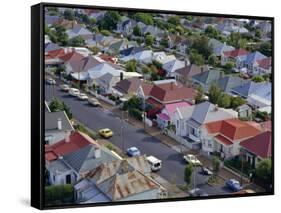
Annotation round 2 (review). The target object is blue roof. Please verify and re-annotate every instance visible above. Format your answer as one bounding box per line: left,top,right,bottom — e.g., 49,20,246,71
45,42,61,52
231,81,267,98
245,51,266,65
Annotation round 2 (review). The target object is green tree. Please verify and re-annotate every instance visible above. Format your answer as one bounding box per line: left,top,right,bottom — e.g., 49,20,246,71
63,9,75,20
167,15,181,26
133,25,142,36
133,12,154,25
205,26,219,39
184,164,193,186
212,156,221,175
189,49,204,66
52,25,68,46
256,159,272,184
218,93,231,108
145,34,155,46
230,96,246,109
100,29,111,36
45,184,74,205
49,98,72,119
195,85,204,104
68,35,85,47
89,46,101,55
208,83,222,104
191,35,211,59
252,75,265,83
255,29,262,39
98,11,121,30
259,42,272,56
125,60,137,72
224,62,234,72
208,54,218,66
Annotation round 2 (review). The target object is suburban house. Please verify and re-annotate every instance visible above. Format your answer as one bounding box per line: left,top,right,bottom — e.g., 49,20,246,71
66,26,93,40
74,156,167,203
106,39,137,55
45,111,74,145
113,77,142,97
162,59,186,77
116,17,137,35
56,19,80,30
208,39,235,58
59,51,86,74
45,42,62,53
236,104,252,119
221,48,249,69
45,131,118,185
139,80,196,109
231,81,267,99
247,82,272,111
252,57,272,75
173,102,238,142
239,131,271,168
192,69,223,91
201,118,261,159
95,73,120,94
156,101,191,129
45,15,61,26
216,22,248,36
174,64,208,84
216,76,245,94
121,49,153,64
244,51,267,73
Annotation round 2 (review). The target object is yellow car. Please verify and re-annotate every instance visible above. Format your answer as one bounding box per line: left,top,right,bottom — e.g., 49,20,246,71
99,128,113,138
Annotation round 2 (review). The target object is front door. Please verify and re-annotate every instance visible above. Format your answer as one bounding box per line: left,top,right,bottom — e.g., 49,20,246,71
66,174,71,184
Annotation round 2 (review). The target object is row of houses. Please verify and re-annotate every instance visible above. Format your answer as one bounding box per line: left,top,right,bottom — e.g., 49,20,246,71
44,106,167,203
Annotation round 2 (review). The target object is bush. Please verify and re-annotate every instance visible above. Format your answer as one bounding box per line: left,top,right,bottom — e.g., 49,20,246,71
49,98,72,119
129,108,143,121
45,184,74,205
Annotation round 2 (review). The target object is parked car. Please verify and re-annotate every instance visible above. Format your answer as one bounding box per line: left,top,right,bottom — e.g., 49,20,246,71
99,128,113,138
78,93,88,100
200,166,213,176
126,147,141,157
189,188,208,197
46,78,56,85
88,97,101,107
60,84,70,92
146,155,162,172
234,189,255,195
225,179,243,192
68,88,80,97
183,154,202,166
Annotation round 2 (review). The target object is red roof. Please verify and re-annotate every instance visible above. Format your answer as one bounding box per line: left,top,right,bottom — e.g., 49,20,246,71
141,82,153,96
240,131,272,158
260,120,272,132
45,131,94,161
46,48,65,58
205,118,261,141
59,51,84,63
223,48,249,58
148,82,196,104
256,57,271,69
215,134,233,146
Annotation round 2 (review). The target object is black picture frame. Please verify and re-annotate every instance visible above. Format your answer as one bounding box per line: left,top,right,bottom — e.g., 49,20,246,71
31,2,274,210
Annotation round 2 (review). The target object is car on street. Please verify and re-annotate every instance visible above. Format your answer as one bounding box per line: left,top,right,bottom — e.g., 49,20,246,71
98,128,113,138
78,93,88,100
189,188,209,197
234,189,255,194
146,155,162,172
183,154,202,166
126,146,141,157
68,88,80,97
46,78,56,85
88,97,101,106
60,84,70,92
225,179,243,192
200,166,213,176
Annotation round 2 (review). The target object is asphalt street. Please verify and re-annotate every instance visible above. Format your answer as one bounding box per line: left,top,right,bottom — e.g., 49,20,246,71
45,82,231,195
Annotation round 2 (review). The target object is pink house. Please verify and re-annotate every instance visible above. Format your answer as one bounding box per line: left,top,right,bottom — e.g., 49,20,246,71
156,101,191,129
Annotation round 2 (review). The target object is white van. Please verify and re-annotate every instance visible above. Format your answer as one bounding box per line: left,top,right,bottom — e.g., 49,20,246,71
146,156,162,172
68,88,80,97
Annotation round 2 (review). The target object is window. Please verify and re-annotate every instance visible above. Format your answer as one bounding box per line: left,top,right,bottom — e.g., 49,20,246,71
53,175,56,182
66,174,71,184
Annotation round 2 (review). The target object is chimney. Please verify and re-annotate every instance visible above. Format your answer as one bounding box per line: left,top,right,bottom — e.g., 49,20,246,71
214,104,219,111
120,72,124,81
57,118,62,130
94,147,101,158
65,131,71,143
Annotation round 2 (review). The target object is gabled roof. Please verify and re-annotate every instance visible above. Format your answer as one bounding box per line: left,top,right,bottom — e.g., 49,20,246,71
175,64,208,78
59,51,85,63
240,131,272,158
165,101,191,116
256,57,272,69
162,59,185,73
217,76,245,93
205,118,261,142
245,51,267,65
45,42,61,52
45,111,74,133
192,69,222,86
68,26,93,36
114,77,142,94
231,81,266,98
45,131,93,161
223,48,249,58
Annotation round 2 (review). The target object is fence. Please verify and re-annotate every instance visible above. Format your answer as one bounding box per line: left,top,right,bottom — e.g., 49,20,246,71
89,90,116,106
164,129,201,150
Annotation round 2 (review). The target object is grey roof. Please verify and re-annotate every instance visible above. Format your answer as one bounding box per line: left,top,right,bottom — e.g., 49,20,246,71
175,64,208,78
245,51,267,65
237,104,251,112
216,76,245,93
231,81,265,98
45,111,74,132
45,15,60,25
45,42,61,52
192,69,222,86
63,145,118,174
96,73,115,85
48,159,70,174
190,101,213,124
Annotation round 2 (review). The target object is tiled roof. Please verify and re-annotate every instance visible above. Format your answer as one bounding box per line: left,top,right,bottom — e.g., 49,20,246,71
240,131,272,158
205,118,261,141
45,131,93,161
256,57,271,69
165,101,191,115
223,48,249,58
59,51,84,63
175,64,207,78
114,78,142,94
